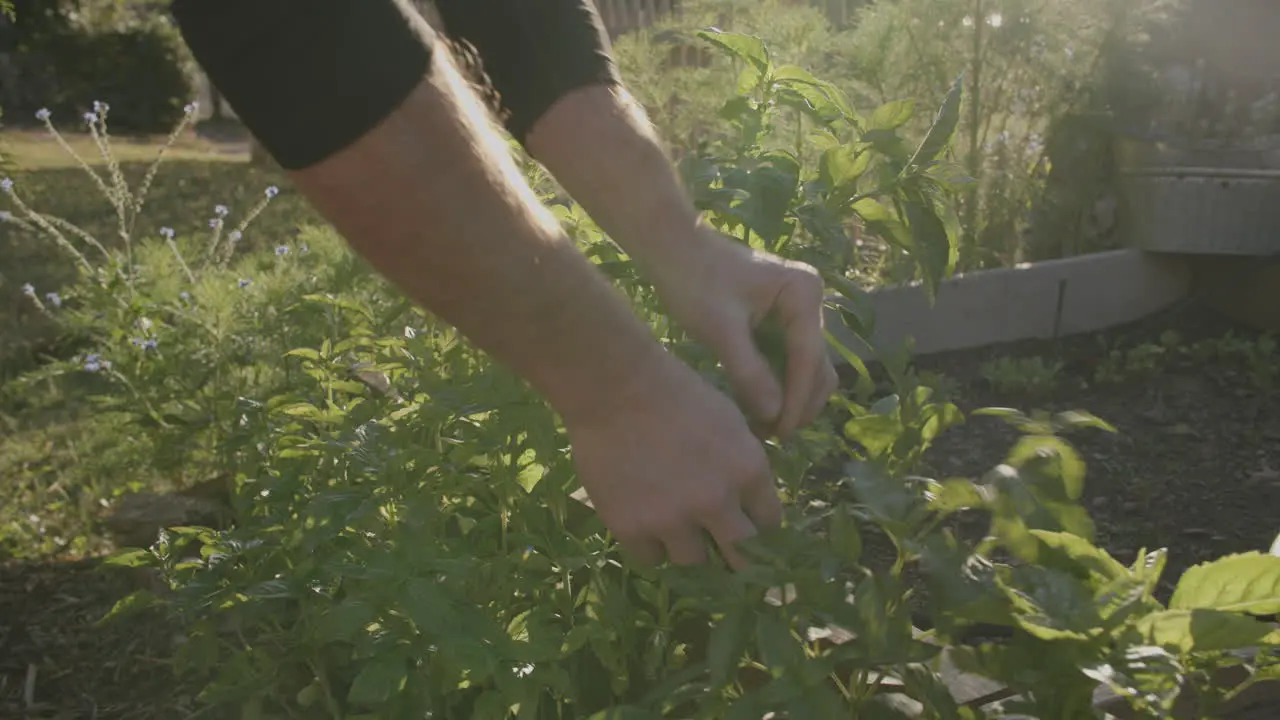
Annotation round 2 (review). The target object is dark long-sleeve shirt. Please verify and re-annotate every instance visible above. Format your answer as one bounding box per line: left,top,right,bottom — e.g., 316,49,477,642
170,0,621,170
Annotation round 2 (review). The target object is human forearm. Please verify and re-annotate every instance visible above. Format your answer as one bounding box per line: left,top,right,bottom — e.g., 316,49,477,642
524,85,710,287
288,48,665,422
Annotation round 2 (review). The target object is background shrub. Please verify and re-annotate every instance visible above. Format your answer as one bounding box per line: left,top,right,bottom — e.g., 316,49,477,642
0,0,194,133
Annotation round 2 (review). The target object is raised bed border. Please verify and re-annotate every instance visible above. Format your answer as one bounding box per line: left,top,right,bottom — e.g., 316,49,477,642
823,249,1194,363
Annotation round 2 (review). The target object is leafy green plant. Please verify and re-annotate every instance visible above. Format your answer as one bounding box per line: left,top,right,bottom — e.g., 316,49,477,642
980,355,1063,396
6,29,1280,720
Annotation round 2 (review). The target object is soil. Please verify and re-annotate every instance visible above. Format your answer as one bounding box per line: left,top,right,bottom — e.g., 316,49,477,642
913,298,1280,593
1,298,1276,718
0,559,202,719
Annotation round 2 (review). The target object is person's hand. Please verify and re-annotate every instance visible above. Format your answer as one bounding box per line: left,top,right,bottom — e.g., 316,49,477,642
564,345,783,569
651,224,839,440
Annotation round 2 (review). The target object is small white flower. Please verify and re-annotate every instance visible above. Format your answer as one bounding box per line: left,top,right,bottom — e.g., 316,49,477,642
159,226,175,240
35,108,51,122
93,100,109,115
275,245,289,256
214,204,229,217
299,243,309,254
0,211,11,222
229,231,243,243
138,317,153,331
45,292,62,308
21,283,35,296
265,186,279,199
83,353,103,372
83,111,97,125
208,218,222,229
1,178,13,193
184,101,199,116
179,291,191,302
238,278,252,289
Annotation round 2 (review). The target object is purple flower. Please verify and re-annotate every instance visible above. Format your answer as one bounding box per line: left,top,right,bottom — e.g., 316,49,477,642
159,227,175,240
45,292,62,308
83,354,107,372
21,283,35,297
265,186,279,199
229,231,242,243
208,218,222,229
238,278,252,289
214,204,229,217
179,291,191,302
131,337,158,350
275,245,289,256
35,108,51,122
1,178,13,193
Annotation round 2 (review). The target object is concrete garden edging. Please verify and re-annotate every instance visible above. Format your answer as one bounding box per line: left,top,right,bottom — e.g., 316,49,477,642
823,249,1194,363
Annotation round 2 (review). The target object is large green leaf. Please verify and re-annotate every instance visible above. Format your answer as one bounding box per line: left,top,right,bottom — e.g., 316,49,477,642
696,29,771,77
869,99,916,131
1136,609,1280,653
1170,552,1280,615
707,605,751,686
906,73,964,168
346,653,408,707
901,186,954,300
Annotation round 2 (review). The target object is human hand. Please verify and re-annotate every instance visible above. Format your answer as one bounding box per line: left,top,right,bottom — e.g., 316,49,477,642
563,345,783,569
651,224,839,440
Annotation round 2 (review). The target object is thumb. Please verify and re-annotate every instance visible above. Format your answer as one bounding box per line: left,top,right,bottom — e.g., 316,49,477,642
718,328,784,429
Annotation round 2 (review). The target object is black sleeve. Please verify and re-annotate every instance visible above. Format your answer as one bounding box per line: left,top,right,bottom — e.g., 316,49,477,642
170,0,433,171
432,0,622,143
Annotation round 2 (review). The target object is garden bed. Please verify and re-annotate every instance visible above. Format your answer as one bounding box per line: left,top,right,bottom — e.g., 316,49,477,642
910,298,1280,596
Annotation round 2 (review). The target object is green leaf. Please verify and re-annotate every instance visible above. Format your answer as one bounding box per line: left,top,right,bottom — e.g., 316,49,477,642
346,653,407,707
772,64,857,125
1170,552,1280,615
1028,530,1129,587
754,611,801,671
285,347,322,361
1081,645,1184,715
843,414,901,458
97,589,158,626
828,505,862,565
819,145,870,192
901,187,955,301
696,29,771,76
1136,609,1279,653
852,197,912,252
907,74,964,168
317,599,377,643
103,548,154,568
708,605,751,686
869,99,916,131
1000,564,1103,641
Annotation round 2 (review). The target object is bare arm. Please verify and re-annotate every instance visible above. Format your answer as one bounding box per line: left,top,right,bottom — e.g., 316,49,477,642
289,44,665,425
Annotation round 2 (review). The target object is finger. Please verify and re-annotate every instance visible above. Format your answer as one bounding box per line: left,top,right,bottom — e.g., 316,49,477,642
799,360,839,429
775,295,827,439
617,534,666,568
703,506,759,570
662,524,710,566
719,325,784,428
741,467,784,533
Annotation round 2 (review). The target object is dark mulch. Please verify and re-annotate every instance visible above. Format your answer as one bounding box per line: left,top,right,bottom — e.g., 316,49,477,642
0,558,201,719
911,298,1280,594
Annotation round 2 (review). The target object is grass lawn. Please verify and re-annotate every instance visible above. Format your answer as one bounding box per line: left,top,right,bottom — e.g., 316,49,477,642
1,127,325,557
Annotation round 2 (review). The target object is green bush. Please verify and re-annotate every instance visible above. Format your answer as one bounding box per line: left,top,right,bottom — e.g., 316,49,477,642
2,0,194,133
5,29,1280,720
